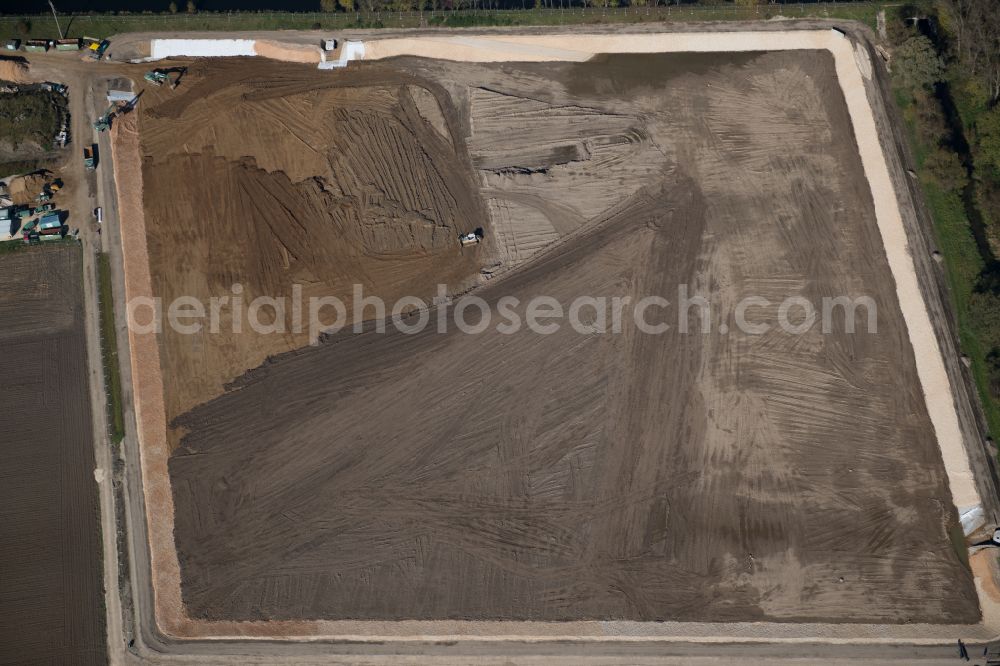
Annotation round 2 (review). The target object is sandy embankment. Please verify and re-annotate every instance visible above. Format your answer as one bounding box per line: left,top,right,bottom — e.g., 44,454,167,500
109,113,187,636
254,40,323,63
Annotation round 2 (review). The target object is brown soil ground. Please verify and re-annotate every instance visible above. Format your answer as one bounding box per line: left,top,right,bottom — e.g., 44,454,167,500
137,58,488,432
0,56,29,83
0,245,106,664
164,52,980,624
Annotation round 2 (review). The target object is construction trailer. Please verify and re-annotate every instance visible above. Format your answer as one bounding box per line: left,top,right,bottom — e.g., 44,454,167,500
5,39,20,51
23,39,50,53
0,207,12,235
54,38,80,51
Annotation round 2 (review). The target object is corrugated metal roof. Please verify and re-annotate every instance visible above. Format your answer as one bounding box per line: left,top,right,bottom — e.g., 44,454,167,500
38,212,61,229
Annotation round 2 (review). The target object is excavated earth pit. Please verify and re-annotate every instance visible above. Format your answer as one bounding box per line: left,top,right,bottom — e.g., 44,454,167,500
134,51,980,624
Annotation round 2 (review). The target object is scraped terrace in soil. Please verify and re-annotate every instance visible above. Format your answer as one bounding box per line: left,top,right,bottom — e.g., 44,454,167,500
123,43,984,627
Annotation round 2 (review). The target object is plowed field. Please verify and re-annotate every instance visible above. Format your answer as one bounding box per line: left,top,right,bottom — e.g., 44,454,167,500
0,245,106,664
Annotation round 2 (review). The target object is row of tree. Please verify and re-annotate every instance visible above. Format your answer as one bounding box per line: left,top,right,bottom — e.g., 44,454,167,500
312,0,827,11
889,1,1000,405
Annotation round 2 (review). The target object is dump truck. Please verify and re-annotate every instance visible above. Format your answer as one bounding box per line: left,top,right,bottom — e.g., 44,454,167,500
83,145,97,170
41,81,68,95
86,38,110,60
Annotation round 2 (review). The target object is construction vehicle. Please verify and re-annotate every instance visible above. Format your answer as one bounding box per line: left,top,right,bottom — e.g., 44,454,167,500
83,144,97,170
83,38,110,60
144,67,185,90
33,203,55,216
459,229,483,246
41,81,68,95
94,93,140,132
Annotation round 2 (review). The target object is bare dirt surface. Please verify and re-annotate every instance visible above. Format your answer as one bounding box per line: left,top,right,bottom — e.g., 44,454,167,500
136,57,488,432
164,51,980,625
0,56,29,83
0,245,107,665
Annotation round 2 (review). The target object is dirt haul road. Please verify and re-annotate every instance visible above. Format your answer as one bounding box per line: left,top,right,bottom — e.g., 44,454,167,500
0,246,107,665
137,46,982,627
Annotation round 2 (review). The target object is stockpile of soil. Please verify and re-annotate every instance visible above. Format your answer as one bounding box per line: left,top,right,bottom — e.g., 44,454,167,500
137,58,488,427
0,56,28,83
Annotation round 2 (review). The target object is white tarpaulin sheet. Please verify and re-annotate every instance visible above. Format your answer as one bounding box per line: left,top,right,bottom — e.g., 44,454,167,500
151,39,255,59
960,505,986,536
317,40,365,69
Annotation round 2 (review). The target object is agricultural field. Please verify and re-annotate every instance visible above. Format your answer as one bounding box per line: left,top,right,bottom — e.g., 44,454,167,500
132,50,979,624
0,245,106,663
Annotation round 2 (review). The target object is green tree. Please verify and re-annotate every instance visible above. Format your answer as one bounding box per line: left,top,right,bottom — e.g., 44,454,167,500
320,0,335,10
186,0,197,13
893,35,946,90
977,106,1000,176
923,147,969,192
168,1,178,12
14,19,30,36
970,287,1000,398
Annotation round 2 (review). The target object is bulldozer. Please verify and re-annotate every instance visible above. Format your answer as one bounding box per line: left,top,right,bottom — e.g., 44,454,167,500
143,67,186,90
